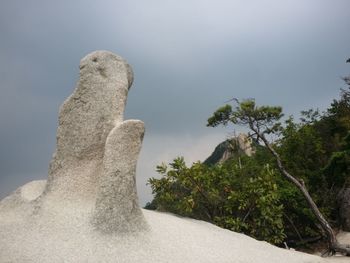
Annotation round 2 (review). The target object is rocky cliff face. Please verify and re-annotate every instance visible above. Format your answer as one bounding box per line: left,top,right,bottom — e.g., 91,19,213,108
204,133,255,165
338,188,350,231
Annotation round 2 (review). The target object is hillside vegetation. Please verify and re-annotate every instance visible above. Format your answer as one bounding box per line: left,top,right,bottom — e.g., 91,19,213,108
146,71,350,252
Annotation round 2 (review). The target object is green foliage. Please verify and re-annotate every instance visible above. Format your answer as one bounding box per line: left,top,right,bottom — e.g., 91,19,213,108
206,87,350,241
207,104,233,127
324,132,350,188
147,74,350,248
148,157,286,244
215,164,285,244
278,115,329,201
276,87,350,235
207,99,283,135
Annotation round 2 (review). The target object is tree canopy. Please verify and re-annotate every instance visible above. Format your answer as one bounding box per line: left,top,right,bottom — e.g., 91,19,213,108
147,74,350,255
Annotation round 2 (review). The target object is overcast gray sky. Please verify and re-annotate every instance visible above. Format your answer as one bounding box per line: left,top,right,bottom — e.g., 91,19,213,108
1,0,349,204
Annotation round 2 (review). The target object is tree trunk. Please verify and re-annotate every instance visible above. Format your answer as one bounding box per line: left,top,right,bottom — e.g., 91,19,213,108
256,131,350,256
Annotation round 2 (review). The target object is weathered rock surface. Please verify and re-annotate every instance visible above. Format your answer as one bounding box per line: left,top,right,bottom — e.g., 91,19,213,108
93,119,148,233
338,188,350,231
0,51,332,262
204,133,255,165
0,50,147,233
46,51,135,203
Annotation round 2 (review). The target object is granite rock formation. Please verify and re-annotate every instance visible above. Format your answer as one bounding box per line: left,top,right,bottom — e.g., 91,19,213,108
338,188,350,231
204,133,255,165
44,50,147,233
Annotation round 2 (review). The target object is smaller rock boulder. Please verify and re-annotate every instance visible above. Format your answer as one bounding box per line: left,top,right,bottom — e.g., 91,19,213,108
338,188,350,231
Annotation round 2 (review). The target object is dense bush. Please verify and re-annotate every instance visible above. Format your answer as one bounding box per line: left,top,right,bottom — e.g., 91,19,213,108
148,156,286,245
275,87,350,241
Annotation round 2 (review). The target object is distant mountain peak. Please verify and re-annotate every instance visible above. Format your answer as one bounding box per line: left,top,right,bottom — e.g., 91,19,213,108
204,133,255,165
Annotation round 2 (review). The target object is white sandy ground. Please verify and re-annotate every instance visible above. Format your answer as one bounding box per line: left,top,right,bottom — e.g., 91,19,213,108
0,180,349,263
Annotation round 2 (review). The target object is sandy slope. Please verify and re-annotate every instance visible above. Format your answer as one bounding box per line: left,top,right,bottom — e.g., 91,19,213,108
0,180,332,263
